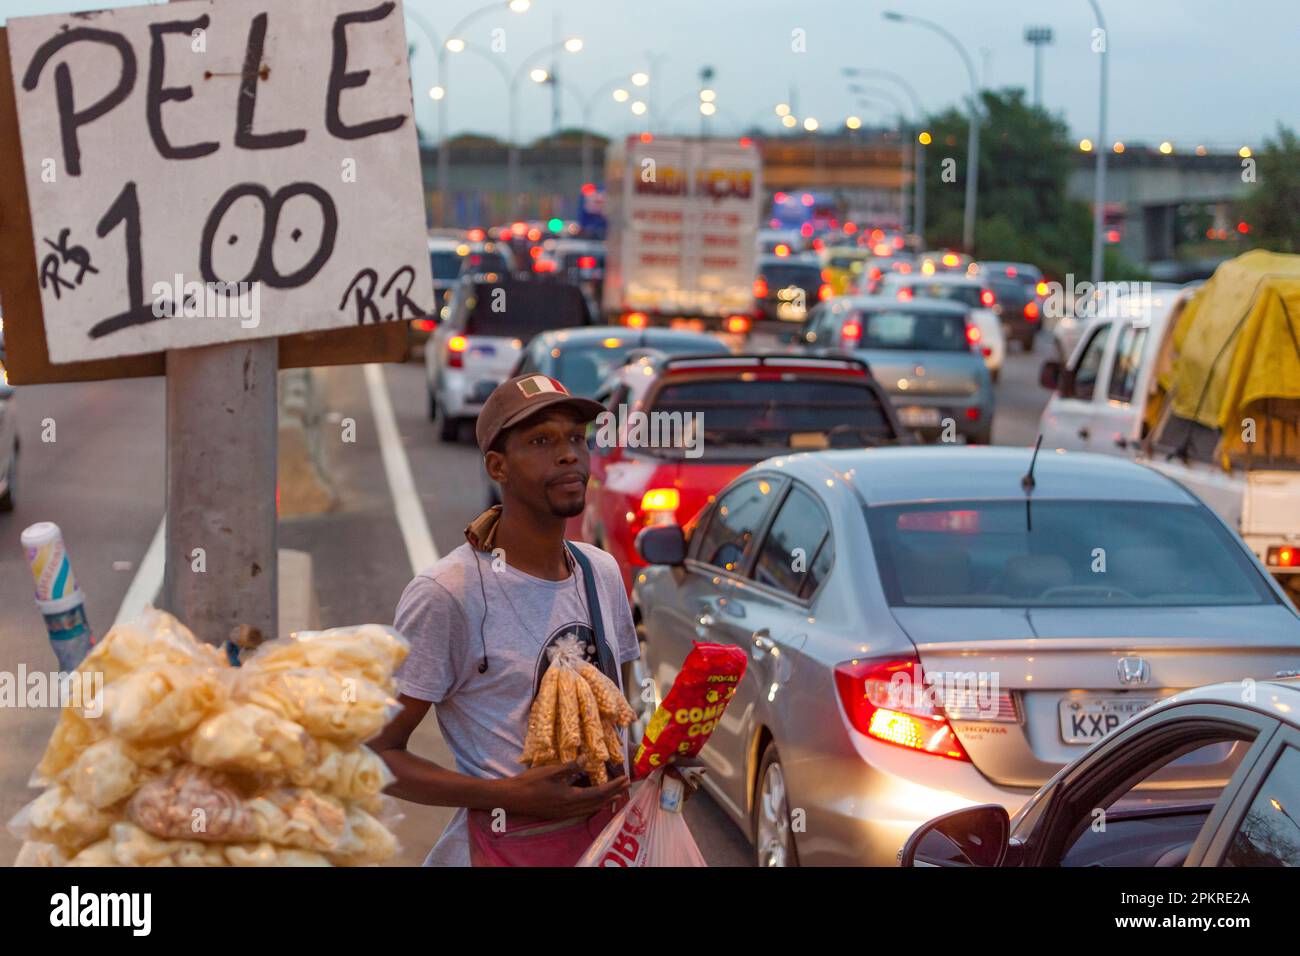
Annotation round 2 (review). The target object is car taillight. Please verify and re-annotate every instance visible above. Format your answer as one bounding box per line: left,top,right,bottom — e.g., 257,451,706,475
1035,280,1049,296
869,266,883,281
818,283,833,301
965,406,980,421
447,335,468,368
841,320,862,346
1267,545,1299,568
578,256,597,269
1006,266,1018,277
1024,300,1040,321
833,657,970,761
753,277,769,298
624,312,648,328
896,262,912,274
980,289,995,307
725,315,751,334
966,324,982,345
640,488,680,526
896,288,913,302
412,318,436,332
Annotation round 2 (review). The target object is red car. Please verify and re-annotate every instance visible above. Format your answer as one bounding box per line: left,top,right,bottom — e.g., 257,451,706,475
572,353,906,594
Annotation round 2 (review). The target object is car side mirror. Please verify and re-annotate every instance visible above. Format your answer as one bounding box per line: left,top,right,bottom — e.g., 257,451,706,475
634,525,686,566
1039,359,1062,392
899,804,1010,867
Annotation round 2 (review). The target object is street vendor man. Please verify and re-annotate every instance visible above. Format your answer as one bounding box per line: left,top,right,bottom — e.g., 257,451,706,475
372,374,683,866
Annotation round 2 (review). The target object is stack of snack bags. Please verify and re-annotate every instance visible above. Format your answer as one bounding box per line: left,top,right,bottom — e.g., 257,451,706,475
9,608,408,867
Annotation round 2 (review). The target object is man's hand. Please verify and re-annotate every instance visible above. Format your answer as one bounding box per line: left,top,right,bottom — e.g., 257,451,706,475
498,761,630,819
665,757,705,803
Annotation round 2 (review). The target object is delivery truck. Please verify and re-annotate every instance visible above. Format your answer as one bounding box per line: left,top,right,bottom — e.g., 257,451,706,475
602,136,761,332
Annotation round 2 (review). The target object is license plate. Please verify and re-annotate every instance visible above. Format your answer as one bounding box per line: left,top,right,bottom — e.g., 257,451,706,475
669,317,705,331
1059,696,1156,744
898,406,940,427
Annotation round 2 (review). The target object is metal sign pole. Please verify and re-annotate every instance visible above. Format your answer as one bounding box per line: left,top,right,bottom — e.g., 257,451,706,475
161,339,278,644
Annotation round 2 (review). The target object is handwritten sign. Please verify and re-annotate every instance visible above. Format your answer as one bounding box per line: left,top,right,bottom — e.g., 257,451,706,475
7,0,431,364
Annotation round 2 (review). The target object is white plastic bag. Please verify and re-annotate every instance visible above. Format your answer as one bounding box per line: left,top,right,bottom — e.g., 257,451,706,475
576,768,706,867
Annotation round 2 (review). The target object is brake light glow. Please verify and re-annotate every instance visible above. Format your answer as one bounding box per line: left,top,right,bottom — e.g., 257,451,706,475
841,320,862,345
800,223,814,238
833,658,970,760
942,253,959,267
966,324,982,345
624,312,648,328
1024,300,1040,321
1005,266,1018,277
641,488,680,512
1036,280,1049,296
965,406,980,421
577,256,597,269
897,262,912,274
896,288,913,302
725,315,751,334
773,244,790,257
818,283,833,301
412,318,436,332
980,289,995,307
753,277,769,298
447,335,468,368
1267,545,1299,568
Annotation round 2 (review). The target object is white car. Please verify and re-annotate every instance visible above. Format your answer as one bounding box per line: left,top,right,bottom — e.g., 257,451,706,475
0,328,18,511
425,276,596,442
879,272,1006,381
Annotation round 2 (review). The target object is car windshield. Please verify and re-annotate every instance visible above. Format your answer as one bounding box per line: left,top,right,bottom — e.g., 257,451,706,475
554,336,723,396
903,282,982,307
463,282,589,337
430,251,463,280
856,310,970,352
866,500,1275,607
646,376,894,459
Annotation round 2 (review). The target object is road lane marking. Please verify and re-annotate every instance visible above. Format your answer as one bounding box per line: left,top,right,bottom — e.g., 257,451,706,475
114,516,165,628
364,362,439,575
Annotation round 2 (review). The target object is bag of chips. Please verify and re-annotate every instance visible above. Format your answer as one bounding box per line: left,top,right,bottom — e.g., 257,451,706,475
632,643,747,779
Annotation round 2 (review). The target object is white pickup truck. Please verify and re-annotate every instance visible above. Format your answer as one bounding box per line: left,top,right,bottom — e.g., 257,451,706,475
1038,254,1300,602
601,136,761,331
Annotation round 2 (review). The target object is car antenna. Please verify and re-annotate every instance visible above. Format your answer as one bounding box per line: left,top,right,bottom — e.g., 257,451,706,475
1022,435,1043,532
1022,435,1043,493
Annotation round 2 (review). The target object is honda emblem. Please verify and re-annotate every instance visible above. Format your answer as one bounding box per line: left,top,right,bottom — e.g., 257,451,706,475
1117,656,1150,686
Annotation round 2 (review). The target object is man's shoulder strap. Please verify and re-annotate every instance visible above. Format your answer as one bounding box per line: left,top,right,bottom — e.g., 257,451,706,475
565,542,619,684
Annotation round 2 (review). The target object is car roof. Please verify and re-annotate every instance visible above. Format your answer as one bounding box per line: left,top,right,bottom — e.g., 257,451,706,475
428,237,463,251
758,446,1198,506
979,261,1041,273
534,326,730,351
758,254,820,266
831,295,970,315
886,272,980,286
1148,678,1300,725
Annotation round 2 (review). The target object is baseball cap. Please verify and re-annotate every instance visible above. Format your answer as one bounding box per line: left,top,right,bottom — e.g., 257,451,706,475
475,374,605,455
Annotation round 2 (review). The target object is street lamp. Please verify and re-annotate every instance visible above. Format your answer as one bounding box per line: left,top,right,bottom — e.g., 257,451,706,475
1085,0,1109,286
508,38,584,217
563,72,656,187
1024,26,1054,107
437,0,531,226
883,11,981,252
843,66,928,244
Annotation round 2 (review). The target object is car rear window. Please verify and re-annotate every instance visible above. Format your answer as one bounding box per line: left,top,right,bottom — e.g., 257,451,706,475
988,278,1034,306
561,251,604,270
430,250,462,280
463,282,590,338
855,309,970,352
904,282,982,308
646,374,895,459
761,264,822,289
463,250,509,274
866,500,1274,607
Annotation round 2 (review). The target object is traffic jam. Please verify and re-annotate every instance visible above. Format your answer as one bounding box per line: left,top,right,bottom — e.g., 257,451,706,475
0,0,1295,913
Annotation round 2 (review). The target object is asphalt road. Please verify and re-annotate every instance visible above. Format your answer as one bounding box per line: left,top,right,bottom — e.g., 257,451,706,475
0,327,1052,866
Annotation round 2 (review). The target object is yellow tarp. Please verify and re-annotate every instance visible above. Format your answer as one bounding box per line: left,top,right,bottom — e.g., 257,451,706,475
1170,250,1300,433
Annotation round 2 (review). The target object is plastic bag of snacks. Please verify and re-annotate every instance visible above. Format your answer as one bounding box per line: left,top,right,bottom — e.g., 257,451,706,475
632,642,747,779
576,768,706,867
10,608,406,867
518,634,636,785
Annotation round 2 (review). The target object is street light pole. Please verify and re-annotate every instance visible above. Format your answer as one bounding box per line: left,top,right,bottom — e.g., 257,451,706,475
883,12,981,252
1086,0,1109,286
1023,25,1054,107
509,39,583,219
843,67,927,244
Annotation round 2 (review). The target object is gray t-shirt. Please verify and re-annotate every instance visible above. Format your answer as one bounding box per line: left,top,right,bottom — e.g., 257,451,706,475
393,541,640,867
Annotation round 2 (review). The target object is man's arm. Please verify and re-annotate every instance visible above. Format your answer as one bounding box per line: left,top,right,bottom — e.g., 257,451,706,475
370,694,630,818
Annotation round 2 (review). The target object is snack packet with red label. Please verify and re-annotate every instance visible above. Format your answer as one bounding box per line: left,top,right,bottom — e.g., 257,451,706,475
632,642,747,779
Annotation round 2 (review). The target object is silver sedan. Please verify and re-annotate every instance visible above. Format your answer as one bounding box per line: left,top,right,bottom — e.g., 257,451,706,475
631,446,1300,866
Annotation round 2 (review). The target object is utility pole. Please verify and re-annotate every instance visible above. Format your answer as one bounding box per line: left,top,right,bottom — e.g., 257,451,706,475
1024,26,1054,107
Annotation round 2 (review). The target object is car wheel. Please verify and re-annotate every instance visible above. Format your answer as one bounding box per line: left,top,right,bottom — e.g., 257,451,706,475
438,414,460,443
753,743,799,867
0,439,16,512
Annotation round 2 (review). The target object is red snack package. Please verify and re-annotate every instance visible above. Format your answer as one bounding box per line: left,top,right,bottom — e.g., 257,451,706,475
632,643,747,779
